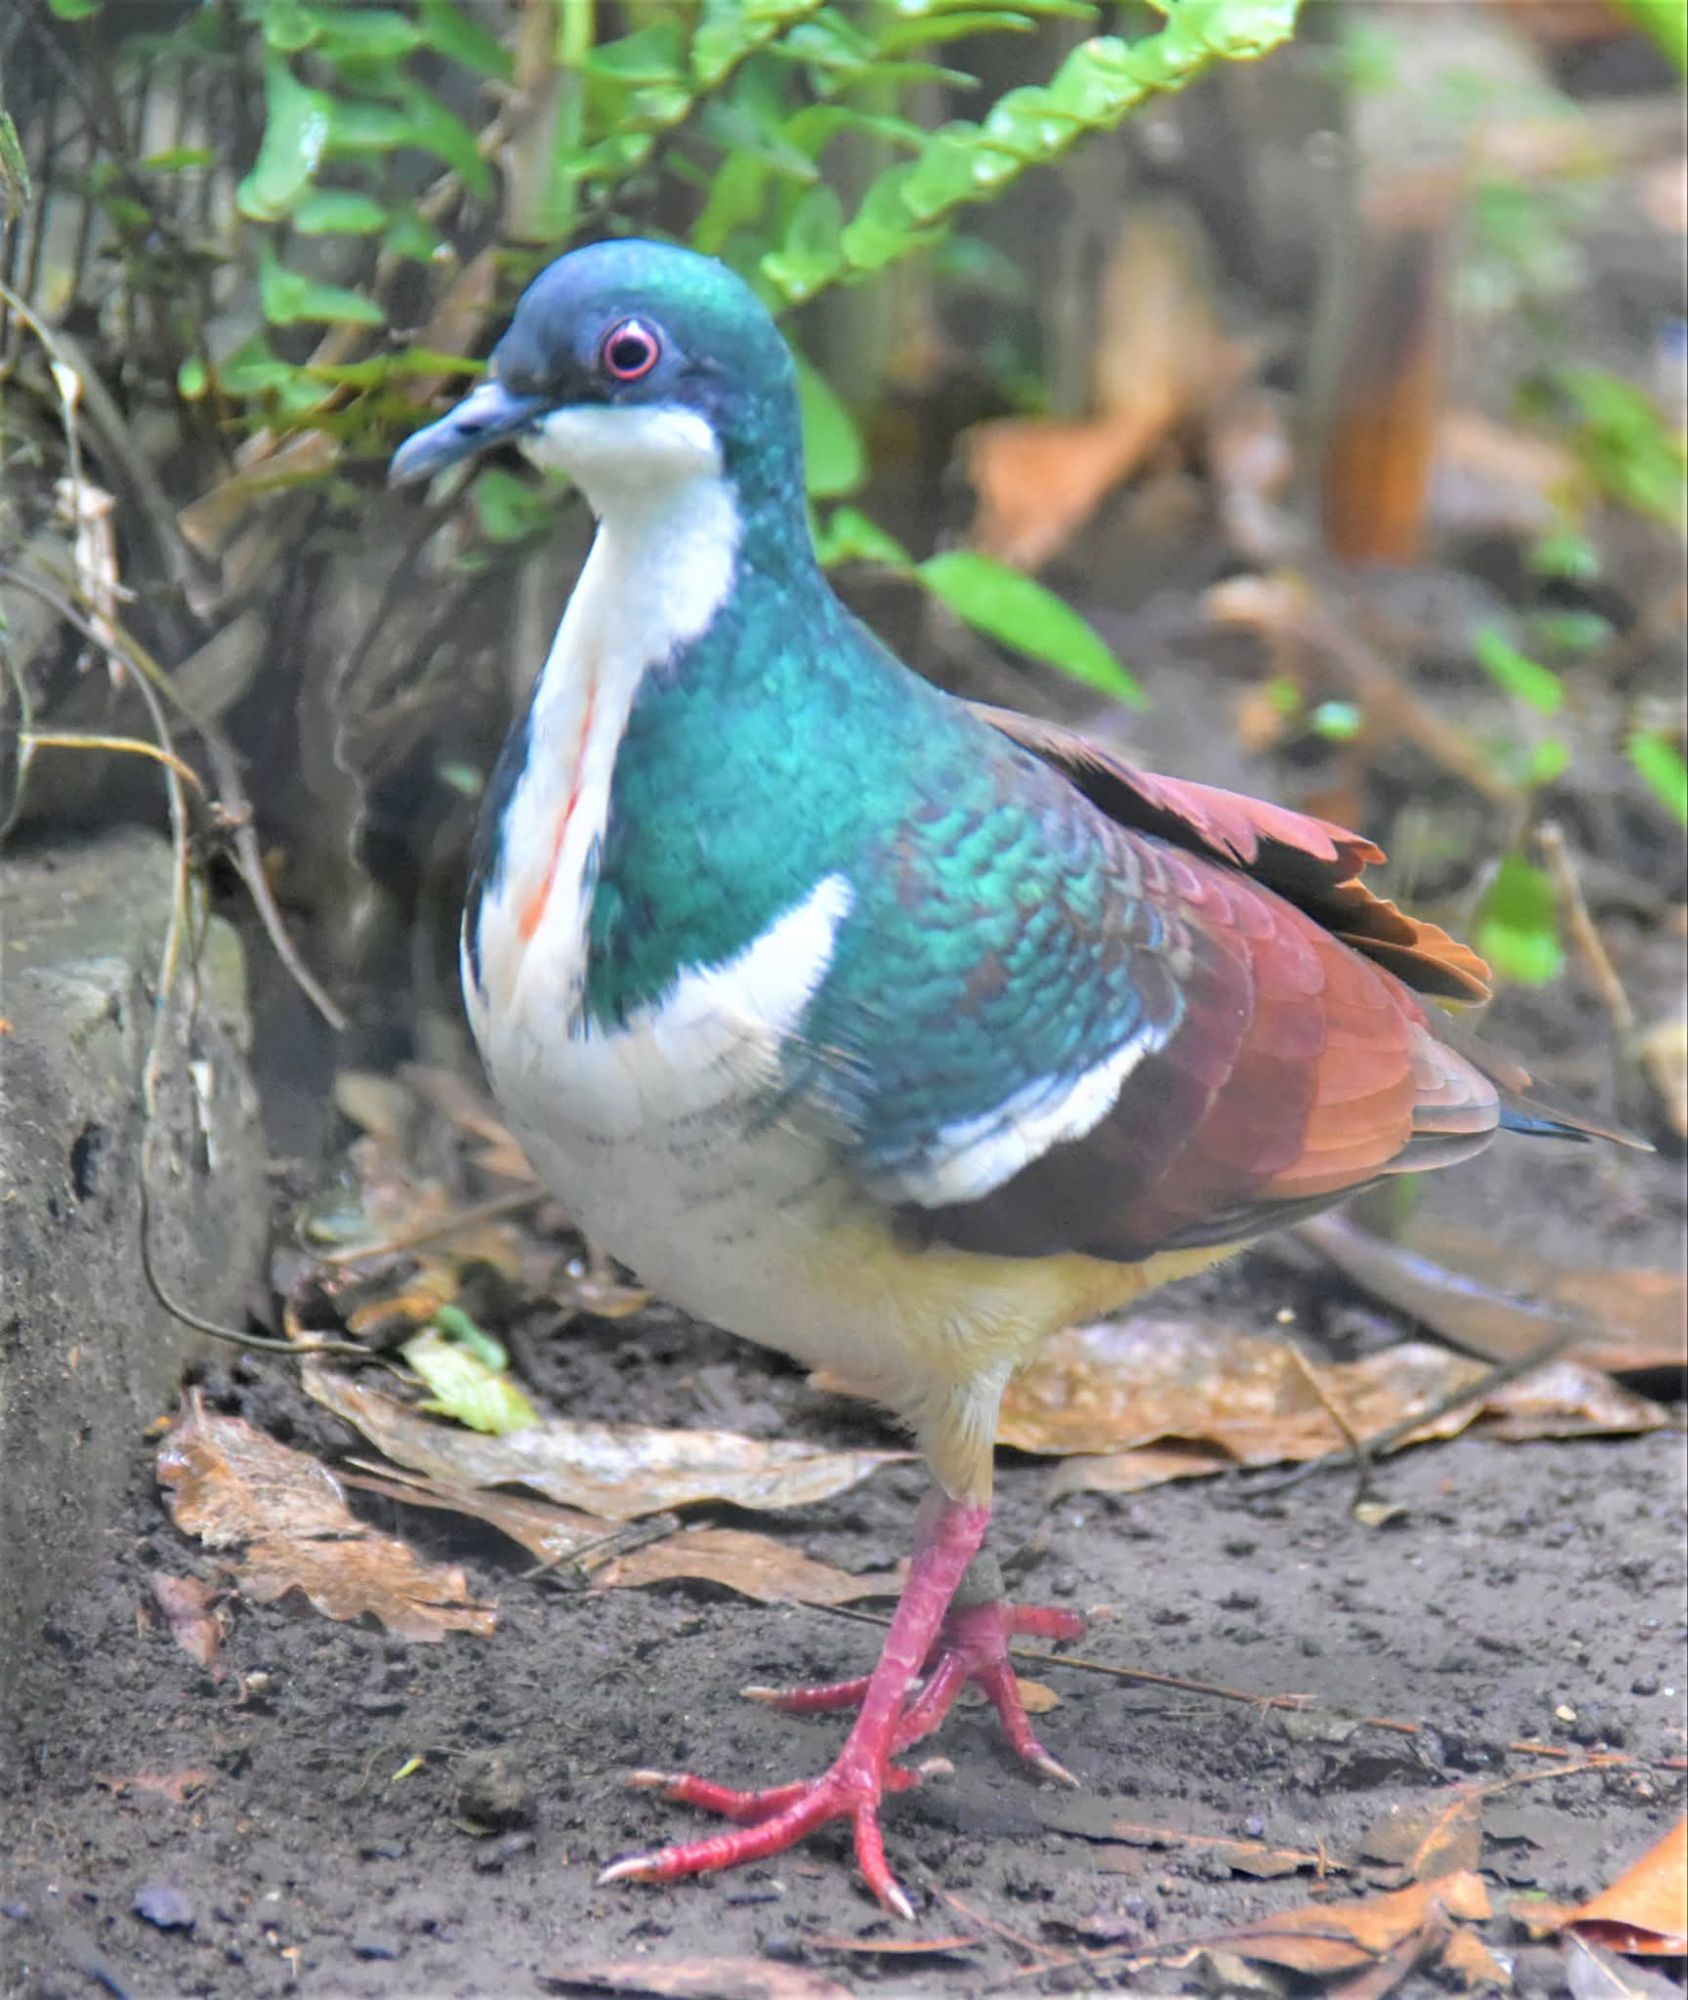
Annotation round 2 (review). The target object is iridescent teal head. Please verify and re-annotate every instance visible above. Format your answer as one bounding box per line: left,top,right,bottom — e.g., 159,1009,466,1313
390,239,803,519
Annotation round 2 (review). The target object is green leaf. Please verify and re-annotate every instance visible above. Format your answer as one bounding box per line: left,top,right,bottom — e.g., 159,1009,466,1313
919,551,1144,704
692,0,823,89
292,188,389,234
1629,729,1688,825
794,353,865,498
815,506,913,569
259,247,385,326
1614,0,1687,74
141,146,216,172
1475,854,1564,987
323,96,413,154
402,1324,539,1435
382,208,446,262
1311,700,1362,741
256,0,318,50
306,6,422,63
1527,528,1601,581
417,0,513,79
586,18,688,85
398,80,493,195
1526,737,1570,787
236,59,333,221
1473,624,1564,716
471,467,556,543
1554,365,1688,530
762,183,847,302
48,0,103,17
176,355,209,401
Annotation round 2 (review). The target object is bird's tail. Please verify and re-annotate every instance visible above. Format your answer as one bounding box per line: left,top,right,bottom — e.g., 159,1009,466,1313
1437,1017,1651,1150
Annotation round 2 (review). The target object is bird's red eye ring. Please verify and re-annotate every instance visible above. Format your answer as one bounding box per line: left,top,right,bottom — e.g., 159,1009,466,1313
600,318,660,382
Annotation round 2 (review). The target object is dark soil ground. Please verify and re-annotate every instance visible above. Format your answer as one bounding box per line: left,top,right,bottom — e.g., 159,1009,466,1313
2,1106,1684,2000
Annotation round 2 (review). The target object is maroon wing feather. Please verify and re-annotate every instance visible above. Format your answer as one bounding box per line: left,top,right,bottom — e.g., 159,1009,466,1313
906,820,1501,1261
973,704,1493,1004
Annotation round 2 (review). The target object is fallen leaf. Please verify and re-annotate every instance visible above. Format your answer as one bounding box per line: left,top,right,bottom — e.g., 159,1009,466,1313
1430,409,1579,541
1522,1817,1688,1956
1361,1789,1484,1881
1086,1818,1335,1881
596,1526,900,1608
147,1573,223,1675
1014,1677,1060,1715
1440,1926,1510,1991
966,206,1251,569
541,1962,853,2000
804,1934,978,1957
1305,1213,1688,1374
306,1363,905,1522
1001,1318,1666,1497
402,1324,540,1435
1562,1934,1679,1999
339,1464,608,1567
1214,1870,1490,1977
96,1769,211,1806
158,1399,496,1642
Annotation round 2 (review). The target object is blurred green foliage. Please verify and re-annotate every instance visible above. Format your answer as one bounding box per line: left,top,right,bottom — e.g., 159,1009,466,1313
39,0,1299,702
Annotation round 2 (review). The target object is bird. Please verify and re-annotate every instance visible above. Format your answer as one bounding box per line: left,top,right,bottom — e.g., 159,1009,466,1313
390,238,1622,1919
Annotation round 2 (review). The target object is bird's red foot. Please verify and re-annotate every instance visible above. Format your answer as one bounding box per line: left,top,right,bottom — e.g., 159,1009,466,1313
597,1499,1071,1918
747,1595,1085,1784
599,1752,945,1919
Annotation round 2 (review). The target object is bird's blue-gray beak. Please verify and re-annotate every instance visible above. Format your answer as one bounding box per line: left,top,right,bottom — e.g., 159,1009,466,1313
388,377,550,487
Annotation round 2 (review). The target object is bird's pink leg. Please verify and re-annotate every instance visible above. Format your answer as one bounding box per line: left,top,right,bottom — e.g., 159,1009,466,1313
754,1550,1084,1785
599,1493,989,1919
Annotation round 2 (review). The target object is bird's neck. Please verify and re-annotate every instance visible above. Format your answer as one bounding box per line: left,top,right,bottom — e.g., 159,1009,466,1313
466,460,833,1023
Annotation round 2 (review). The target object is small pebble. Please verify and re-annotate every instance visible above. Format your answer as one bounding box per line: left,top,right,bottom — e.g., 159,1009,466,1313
1631,1673,1660,1695
1,1900,32,1922
352,1937,400,1961
133,1881,195,1931
472,1830,536,1873
456,1749,533,1830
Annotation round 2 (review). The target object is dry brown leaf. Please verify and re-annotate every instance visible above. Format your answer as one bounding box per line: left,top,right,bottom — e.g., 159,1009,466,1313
804,1933,979,1957
1430,409,1579,541
596,1526,900,1607
1095,1820,1334,1881
305,1363,905,1522
1439,1926,1510,1991
147,1573,223,1676
1522,1817,1688,1956
158,1400,496,1643
1361,1789,1483,1881
966,207,1251,569
401,1061,537,1182
1004,1318,1666,1498
340,1465,608,1567
1303,1213,1688,1374
1014,1676,1060,1715
1215,1870,1491,1977
96,1769,211,1806
542,1962,853,2000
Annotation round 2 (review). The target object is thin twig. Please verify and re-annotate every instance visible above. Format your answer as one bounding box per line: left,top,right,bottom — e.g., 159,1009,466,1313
1538,819,1636,1038
20,729,206,790
1248,1318,1581,1496
0,563,347,1032
817,1605,1311,1712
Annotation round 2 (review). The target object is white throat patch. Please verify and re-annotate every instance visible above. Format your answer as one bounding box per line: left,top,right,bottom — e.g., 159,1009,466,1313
519,402,724,517
465,402,741,1036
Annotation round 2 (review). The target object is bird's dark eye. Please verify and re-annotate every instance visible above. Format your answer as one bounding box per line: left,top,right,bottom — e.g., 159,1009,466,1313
600,318,660,382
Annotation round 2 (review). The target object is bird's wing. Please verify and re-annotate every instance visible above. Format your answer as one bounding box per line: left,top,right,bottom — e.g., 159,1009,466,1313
798,711,1502,1264
972,704,1493,1004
